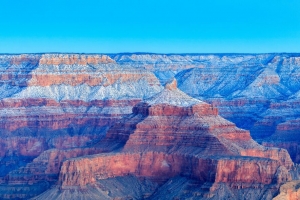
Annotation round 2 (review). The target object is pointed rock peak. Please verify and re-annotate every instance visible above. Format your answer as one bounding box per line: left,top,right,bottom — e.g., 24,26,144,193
165,78,177,90
144,78,207,107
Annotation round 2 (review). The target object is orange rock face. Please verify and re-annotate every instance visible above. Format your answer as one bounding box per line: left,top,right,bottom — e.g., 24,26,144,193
59,152,291,189
6,147,103,185
0,137,47,157
214,158,291,185
273,180,300,200
241,148,293,169
0,98,140,189
262,142,300,164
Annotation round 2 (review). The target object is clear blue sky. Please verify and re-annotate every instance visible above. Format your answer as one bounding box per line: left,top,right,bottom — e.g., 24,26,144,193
0,0,300,53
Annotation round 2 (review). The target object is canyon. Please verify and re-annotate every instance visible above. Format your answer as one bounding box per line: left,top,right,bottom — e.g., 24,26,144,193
0,53,300,199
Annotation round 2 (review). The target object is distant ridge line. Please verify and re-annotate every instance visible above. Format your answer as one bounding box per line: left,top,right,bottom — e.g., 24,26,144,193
1,52,300,56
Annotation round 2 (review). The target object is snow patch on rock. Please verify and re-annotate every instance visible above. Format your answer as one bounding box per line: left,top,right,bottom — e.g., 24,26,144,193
145,79,206,107
11,79,162,102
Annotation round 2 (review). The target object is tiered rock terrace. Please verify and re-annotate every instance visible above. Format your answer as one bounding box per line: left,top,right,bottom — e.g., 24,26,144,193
0,54,162,199
40,79,294,200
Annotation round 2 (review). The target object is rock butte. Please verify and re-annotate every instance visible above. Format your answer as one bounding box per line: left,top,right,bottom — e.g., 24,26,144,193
31,79,294,200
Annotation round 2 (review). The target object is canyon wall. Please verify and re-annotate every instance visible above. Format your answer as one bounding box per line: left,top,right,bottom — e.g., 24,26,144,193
112,53,300,164
42,80,294,200
0,53,300,199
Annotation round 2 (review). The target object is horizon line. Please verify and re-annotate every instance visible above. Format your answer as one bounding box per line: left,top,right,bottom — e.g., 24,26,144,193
1,52,300,55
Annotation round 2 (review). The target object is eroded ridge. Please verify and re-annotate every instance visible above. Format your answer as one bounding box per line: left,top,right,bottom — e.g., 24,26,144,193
42,79,295,200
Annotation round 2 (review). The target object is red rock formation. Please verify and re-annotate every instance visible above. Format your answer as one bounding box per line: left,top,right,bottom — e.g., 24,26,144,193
207,98,300,165
59,152,291,189
0,97,141,197
0,98,139,131
259,118,300,164
0,137,47,157
6,147,104,185
263,142,300,164
55,79,293,200
241,148,294,169
273,180,300,200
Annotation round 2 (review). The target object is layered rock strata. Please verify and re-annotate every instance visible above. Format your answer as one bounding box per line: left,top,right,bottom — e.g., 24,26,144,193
47,79,294,200
0,53,300,198
273,180,300,200
0,54,162,199
2,53,300,163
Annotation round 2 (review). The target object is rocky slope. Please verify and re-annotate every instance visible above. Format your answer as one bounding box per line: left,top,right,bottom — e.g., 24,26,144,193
0,53,300,199
273,180,300,200
110,53,300,164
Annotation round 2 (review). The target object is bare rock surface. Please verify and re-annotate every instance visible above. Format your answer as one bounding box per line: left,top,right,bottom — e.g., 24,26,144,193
273,180,300,200
32,175,157,200
0,53,300,199
47,81,294,200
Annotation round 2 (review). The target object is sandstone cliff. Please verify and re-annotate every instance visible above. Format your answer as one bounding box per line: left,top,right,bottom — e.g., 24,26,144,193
273,180,300,200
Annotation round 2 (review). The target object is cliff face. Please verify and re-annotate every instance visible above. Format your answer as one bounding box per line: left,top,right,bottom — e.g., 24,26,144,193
113,53,300,165
47,80,293,200
273,180,300,200
0,53,162,199
0,53,300,199
59,153,291,188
